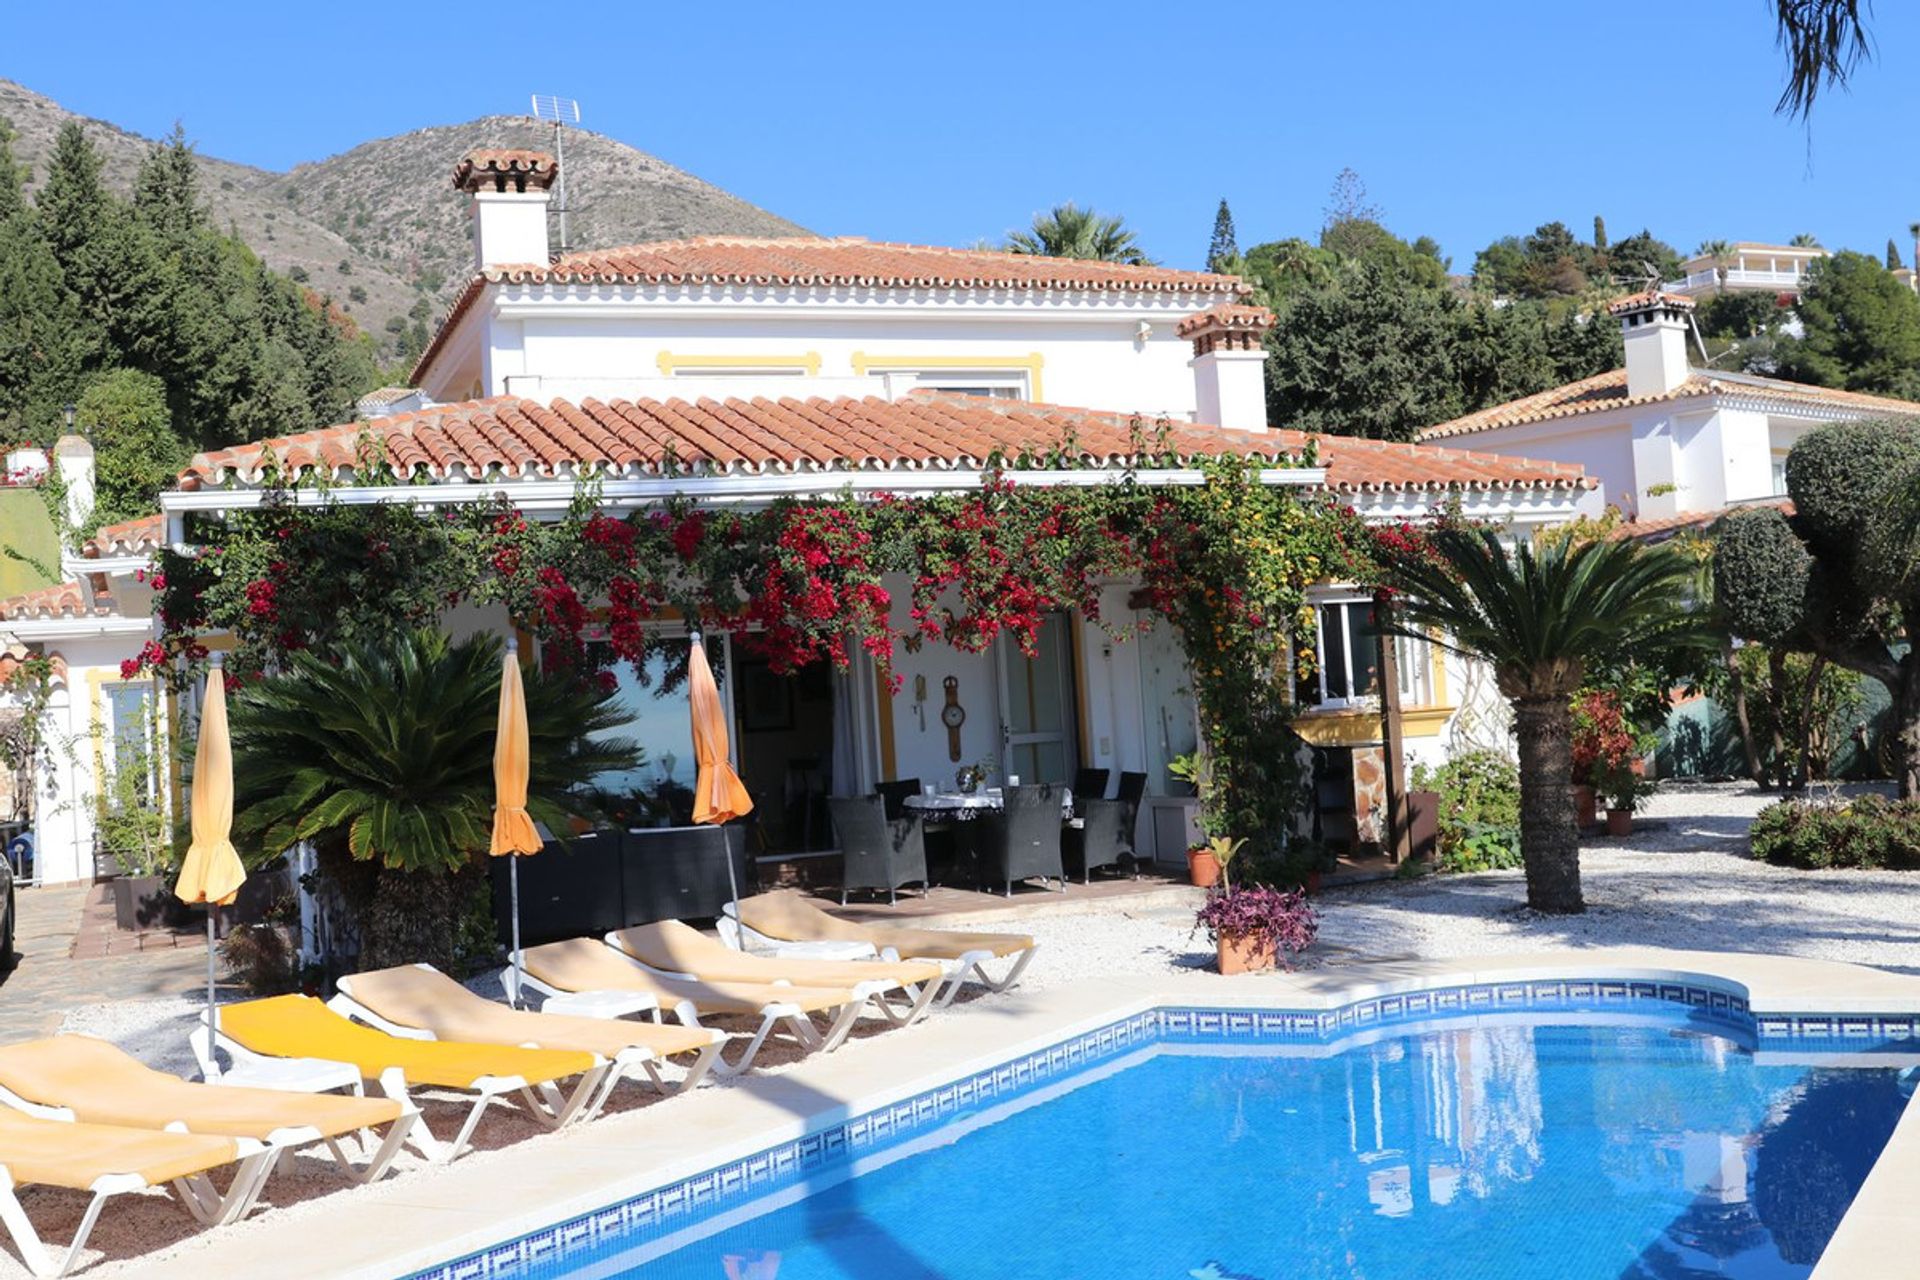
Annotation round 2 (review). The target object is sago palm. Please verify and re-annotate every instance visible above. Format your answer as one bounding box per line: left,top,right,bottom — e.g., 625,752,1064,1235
1005,202,1153,265
228,630,638,967
231,630,636,870
1380,529,1708,914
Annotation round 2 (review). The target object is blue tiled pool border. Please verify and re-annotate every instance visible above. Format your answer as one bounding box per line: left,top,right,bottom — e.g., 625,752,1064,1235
406,975,1920,1280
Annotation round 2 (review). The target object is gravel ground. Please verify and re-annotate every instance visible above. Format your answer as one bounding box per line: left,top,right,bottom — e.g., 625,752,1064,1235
26,779,1920,1276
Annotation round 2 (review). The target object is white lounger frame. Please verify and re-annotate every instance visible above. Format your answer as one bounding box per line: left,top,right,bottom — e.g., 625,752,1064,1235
720,911,1038,1009
0,1141,274,1277
205,1011,607,1165
603,931,942,1036
503,952,863,1078
0,1077,415,1192
328,970,723,1111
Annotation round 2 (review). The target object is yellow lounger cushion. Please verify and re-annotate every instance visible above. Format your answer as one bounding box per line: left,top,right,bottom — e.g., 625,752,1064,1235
220,995,597,1089
519,940,858,1017
612,921,944,988
0,1108,238,1191
0,1036,401,1139
737,891,1035,961
343,966,716,1060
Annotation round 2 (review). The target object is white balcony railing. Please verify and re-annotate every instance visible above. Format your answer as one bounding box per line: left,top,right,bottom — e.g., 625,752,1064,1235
1662,267,1808,295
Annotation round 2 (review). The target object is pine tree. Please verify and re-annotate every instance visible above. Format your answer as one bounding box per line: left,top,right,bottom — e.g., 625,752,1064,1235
133,124,204,239
1206,198,1239,273
1888,238,1904,271
1593,215,1608,252
36,122,112,271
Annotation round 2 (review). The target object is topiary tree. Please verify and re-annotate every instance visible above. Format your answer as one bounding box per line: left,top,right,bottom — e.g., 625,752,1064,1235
1714,418,1920,795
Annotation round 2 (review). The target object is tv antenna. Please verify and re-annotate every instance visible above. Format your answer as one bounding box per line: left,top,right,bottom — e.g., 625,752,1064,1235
530,94,580,251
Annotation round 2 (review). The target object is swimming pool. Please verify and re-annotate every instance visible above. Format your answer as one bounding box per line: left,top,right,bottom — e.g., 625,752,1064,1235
415,982,1920,1280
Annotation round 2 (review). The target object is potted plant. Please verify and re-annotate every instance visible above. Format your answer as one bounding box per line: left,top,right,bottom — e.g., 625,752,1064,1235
1186,834,1241,889
1597,759,1649,837
1194,867,1319,975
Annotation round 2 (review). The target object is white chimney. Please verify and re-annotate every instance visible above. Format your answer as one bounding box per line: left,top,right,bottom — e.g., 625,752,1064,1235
1611,290,1695,399
1179,304,1274,432
453,149,557,272
53,435,93,534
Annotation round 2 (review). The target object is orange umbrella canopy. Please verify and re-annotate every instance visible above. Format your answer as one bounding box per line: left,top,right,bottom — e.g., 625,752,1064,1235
490,641,543,857
175,661,246,907
690,638,752,825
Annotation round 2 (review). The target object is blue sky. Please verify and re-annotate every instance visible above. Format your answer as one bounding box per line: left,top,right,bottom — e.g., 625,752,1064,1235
6,1,1917,272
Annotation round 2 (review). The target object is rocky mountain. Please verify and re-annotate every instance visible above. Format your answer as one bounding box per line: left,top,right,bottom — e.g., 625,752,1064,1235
0,80,808,364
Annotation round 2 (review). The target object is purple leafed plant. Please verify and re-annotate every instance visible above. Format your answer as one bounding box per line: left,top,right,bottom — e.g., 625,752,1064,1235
1194,886,1318,967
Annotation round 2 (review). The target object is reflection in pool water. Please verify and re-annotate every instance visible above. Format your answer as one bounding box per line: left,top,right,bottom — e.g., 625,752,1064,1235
623,1021,1909,1280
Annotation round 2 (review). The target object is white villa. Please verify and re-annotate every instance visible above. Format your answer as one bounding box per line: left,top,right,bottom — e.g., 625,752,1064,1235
1419,289,1920,534
1661,241,1826,299
6,146,1602,886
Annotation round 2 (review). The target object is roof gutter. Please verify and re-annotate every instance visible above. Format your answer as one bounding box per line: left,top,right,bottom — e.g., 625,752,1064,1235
161,466,1328,530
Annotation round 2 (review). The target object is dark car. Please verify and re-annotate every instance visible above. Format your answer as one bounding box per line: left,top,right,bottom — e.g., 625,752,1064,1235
0,836,18,967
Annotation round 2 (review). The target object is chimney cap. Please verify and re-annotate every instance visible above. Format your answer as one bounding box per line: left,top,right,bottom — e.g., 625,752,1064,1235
453,148,558,194
1606,289,1695,317
1176,303,1277,340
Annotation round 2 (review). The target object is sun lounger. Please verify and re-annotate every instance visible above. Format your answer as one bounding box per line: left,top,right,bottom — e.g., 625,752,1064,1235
510,938,877,1075
0,1036,414,1188
606,920,944,1028
216,995,605,1163
332,964,723,1107
0,1107,269,1277
727,891,1038,1007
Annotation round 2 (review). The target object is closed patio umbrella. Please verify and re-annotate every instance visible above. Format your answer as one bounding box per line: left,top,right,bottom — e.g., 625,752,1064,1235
490,637,543,1006
688,633,752,926
174,653,247,1050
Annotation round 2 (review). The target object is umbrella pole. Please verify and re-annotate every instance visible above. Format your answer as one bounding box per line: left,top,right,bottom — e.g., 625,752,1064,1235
509,854,523,1008
204,904,217,1057
722,826,742,949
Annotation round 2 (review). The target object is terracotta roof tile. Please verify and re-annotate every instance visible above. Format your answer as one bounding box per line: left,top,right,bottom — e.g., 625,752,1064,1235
82,514,163,558
179,393,1593,498
0,580,106,621
1606,289,1696,315
1609,497,1795,542
411,237,1249,384
1420,367,1920,442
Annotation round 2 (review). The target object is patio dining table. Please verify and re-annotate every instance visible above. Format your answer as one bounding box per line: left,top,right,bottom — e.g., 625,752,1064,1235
902,788,1080,826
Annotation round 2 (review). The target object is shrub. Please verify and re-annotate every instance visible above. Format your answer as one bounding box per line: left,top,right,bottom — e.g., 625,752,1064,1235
1749,794,1920,869
1413,750,1522,872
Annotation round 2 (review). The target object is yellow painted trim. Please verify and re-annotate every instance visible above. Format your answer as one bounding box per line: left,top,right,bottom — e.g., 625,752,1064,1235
849,352,1045,401
655,351,821,376
1070,612,1092,768
874,661,898,781
1428,629,1448,706
87,669,168,822
1292,705,1456,746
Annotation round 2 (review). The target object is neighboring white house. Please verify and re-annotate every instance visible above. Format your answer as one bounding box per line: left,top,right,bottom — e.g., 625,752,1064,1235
0,463,162,887
1662,241,1826,299
1419,290,1920,528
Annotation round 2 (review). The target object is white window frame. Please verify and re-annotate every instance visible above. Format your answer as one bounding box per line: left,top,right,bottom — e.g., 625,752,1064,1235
1304,593,1433,711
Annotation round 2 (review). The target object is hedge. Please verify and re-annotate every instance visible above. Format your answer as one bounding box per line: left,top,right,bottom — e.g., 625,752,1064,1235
1748,795,1920,869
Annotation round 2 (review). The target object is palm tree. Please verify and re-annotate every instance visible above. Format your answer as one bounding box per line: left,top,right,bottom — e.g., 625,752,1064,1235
1697,239,1737,293
1005,203,1153,265
1773,0,1871,119
1378,529,1709,914
228,630,637,970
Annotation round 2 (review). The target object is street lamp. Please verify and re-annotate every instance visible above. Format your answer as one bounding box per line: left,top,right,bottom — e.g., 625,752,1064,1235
61,404,75,450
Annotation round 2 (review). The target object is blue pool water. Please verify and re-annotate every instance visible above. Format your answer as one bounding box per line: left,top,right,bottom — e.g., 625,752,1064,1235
617,1018,1908,1280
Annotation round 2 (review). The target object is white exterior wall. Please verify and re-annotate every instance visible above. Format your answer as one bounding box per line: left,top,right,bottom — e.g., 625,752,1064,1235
428,286,1244,425
1432,415,1643,516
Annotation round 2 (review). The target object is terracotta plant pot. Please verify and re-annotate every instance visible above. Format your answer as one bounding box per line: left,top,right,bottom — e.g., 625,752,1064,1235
1187,849,1221,889
1217,933,1276,975
1305,868,1324,896
1606,808,1633,837
1573,784,1598,829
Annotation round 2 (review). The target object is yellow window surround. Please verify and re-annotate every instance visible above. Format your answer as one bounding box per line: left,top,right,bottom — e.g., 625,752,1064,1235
1292,705,1456,747
849,352,1045,402
655,351,822,376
